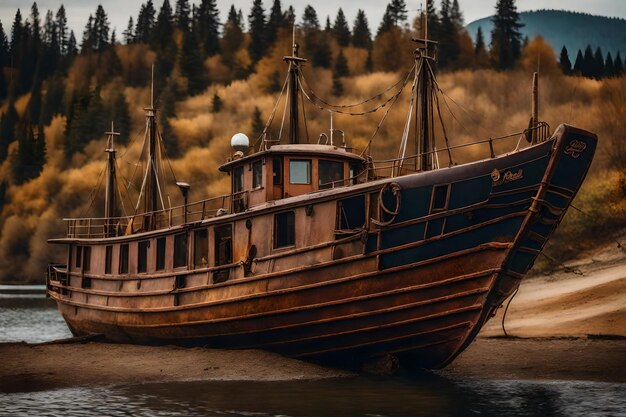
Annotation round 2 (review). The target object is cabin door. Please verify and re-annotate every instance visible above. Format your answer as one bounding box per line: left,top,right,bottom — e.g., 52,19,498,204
272,158,284,200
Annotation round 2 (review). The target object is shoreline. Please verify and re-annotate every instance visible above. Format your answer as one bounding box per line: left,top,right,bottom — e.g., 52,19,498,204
1,336,624,394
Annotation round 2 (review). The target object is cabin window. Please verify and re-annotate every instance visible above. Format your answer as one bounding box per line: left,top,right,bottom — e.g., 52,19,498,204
119,244,129,274
319,160,344,189
105,245,113,274
252,160,263,189
214,225,233,266
337,195,366,230
233,166,244,193
174,233,187,268
83,246,91,272
138,241,149,273
194,229,209,267
431,184,450,212
75,246,83,268
156,237,166,271
273,158,283,185
274,211,295,248
349,162,361,185
289,159,311,184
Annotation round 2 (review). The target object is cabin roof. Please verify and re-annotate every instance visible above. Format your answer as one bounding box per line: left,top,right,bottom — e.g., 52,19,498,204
218,144,365,172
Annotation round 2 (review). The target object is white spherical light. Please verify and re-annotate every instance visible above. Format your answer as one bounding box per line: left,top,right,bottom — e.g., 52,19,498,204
231,133,250,152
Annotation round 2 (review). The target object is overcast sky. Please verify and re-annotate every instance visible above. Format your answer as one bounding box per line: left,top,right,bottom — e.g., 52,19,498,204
1,0,625,41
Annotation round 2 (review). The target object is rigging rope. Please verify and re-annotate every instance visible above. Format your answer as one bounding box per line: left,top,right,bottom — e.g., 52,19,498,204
360,67,416,157
298,64,416,117
299,69,410,109
253,66,291,151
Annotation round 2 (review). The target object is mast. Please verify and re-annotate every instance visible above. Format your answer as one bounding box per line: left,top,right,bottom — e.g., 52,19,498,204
104,122,119,234
144,65,159,215
412,7,438,172
283,26,307,144
531,71,539,144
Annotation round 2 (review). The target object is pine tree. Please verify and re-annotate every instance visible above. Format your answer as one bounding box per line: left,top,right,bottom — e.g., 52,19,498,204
324,16,331,33
475,26,485,54
174,0,191,31
10,9,23,57
333,9,351,47
67,30,78,56
248,0,267,65
136,0,156,43
266,0,285,47
438,0,460,68
109,89,131,145
221,5,245,70
573,49,583,75
180,29,205,94
56,5,67,55
158,78,179,157
302,5,320,33
0,100,18,162
450,0,464,29
41,10,60,79
251,107,264,138
93,5,110,52
15,81,46,183
0,20,8,99
352,9,371,48
474,26,489,67
614,52,624,76
593,47,605,79
334,49,349,77
123,17,134,44
211,92,222,113
284,6,295,28
302,5,330,67
332,74,343,96
559,46,572,75
581,45,594,78
489,0,524,70
154,0,174,48
196,0,220,56
41,75,64,124
81,14,95,53
605,52,615,78
425,0,440,40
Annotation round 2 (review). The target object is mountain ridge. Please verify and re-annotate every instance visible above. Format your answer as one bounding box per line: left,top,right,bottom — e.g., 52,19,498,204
466,9,626,57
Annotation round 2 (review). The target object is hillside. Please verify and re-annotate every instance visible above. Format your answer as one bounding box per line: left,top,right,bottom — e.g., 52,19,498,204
467,10,626,56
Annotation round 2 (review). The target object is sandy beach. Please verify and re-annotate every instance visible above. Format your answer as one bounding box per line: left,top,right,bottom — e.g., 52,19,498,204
1,240,624,393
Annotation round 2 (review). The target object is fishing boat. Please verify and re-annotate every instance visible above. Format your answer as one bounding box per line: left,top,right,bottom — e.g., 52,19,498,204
46,28,597,369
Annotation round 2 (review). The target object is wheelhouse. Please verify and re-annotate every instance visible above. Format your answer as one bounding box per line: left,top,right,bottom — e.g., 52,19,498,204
218,144,366,212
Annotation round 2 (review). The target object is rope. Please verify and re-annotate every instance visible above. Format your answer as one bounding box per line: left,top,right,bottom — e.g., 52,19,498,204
501,287,519,337
299,69,410,109
254,67,290,151
360,68,416,156
298,64,416,117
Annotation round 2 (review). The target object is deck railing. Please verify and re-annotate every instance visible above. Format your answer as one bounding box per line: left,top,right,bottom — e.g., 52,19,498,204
62,124,549,239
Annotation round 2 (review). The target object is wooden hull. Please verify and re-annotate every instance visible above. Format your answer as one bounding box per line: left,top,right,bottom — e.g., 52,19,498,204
47,124,597,369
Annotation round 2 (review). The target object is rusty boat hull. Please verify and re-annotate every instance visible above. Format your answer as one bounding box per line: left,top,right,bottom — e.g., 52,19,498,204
47,124,596,369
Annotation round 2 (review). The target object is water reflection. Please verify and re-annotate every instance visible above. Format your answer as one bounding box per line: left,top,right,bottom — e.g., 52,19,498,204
0,376,623,417
0,287,71,343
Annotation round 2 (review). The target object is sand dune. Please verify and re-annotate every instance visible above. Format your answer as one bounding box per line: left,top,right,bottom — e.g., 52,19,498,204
481,239,626,338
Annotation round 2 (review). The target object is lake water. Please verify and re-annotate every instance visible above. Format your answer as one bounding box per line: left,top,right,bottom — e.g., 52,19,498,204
1,286,625,417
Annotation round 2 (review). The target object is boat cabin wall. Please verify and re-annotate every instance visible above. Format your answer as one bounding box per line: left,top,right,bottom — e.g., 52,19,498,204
229,154,359,209
63,196,346,284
